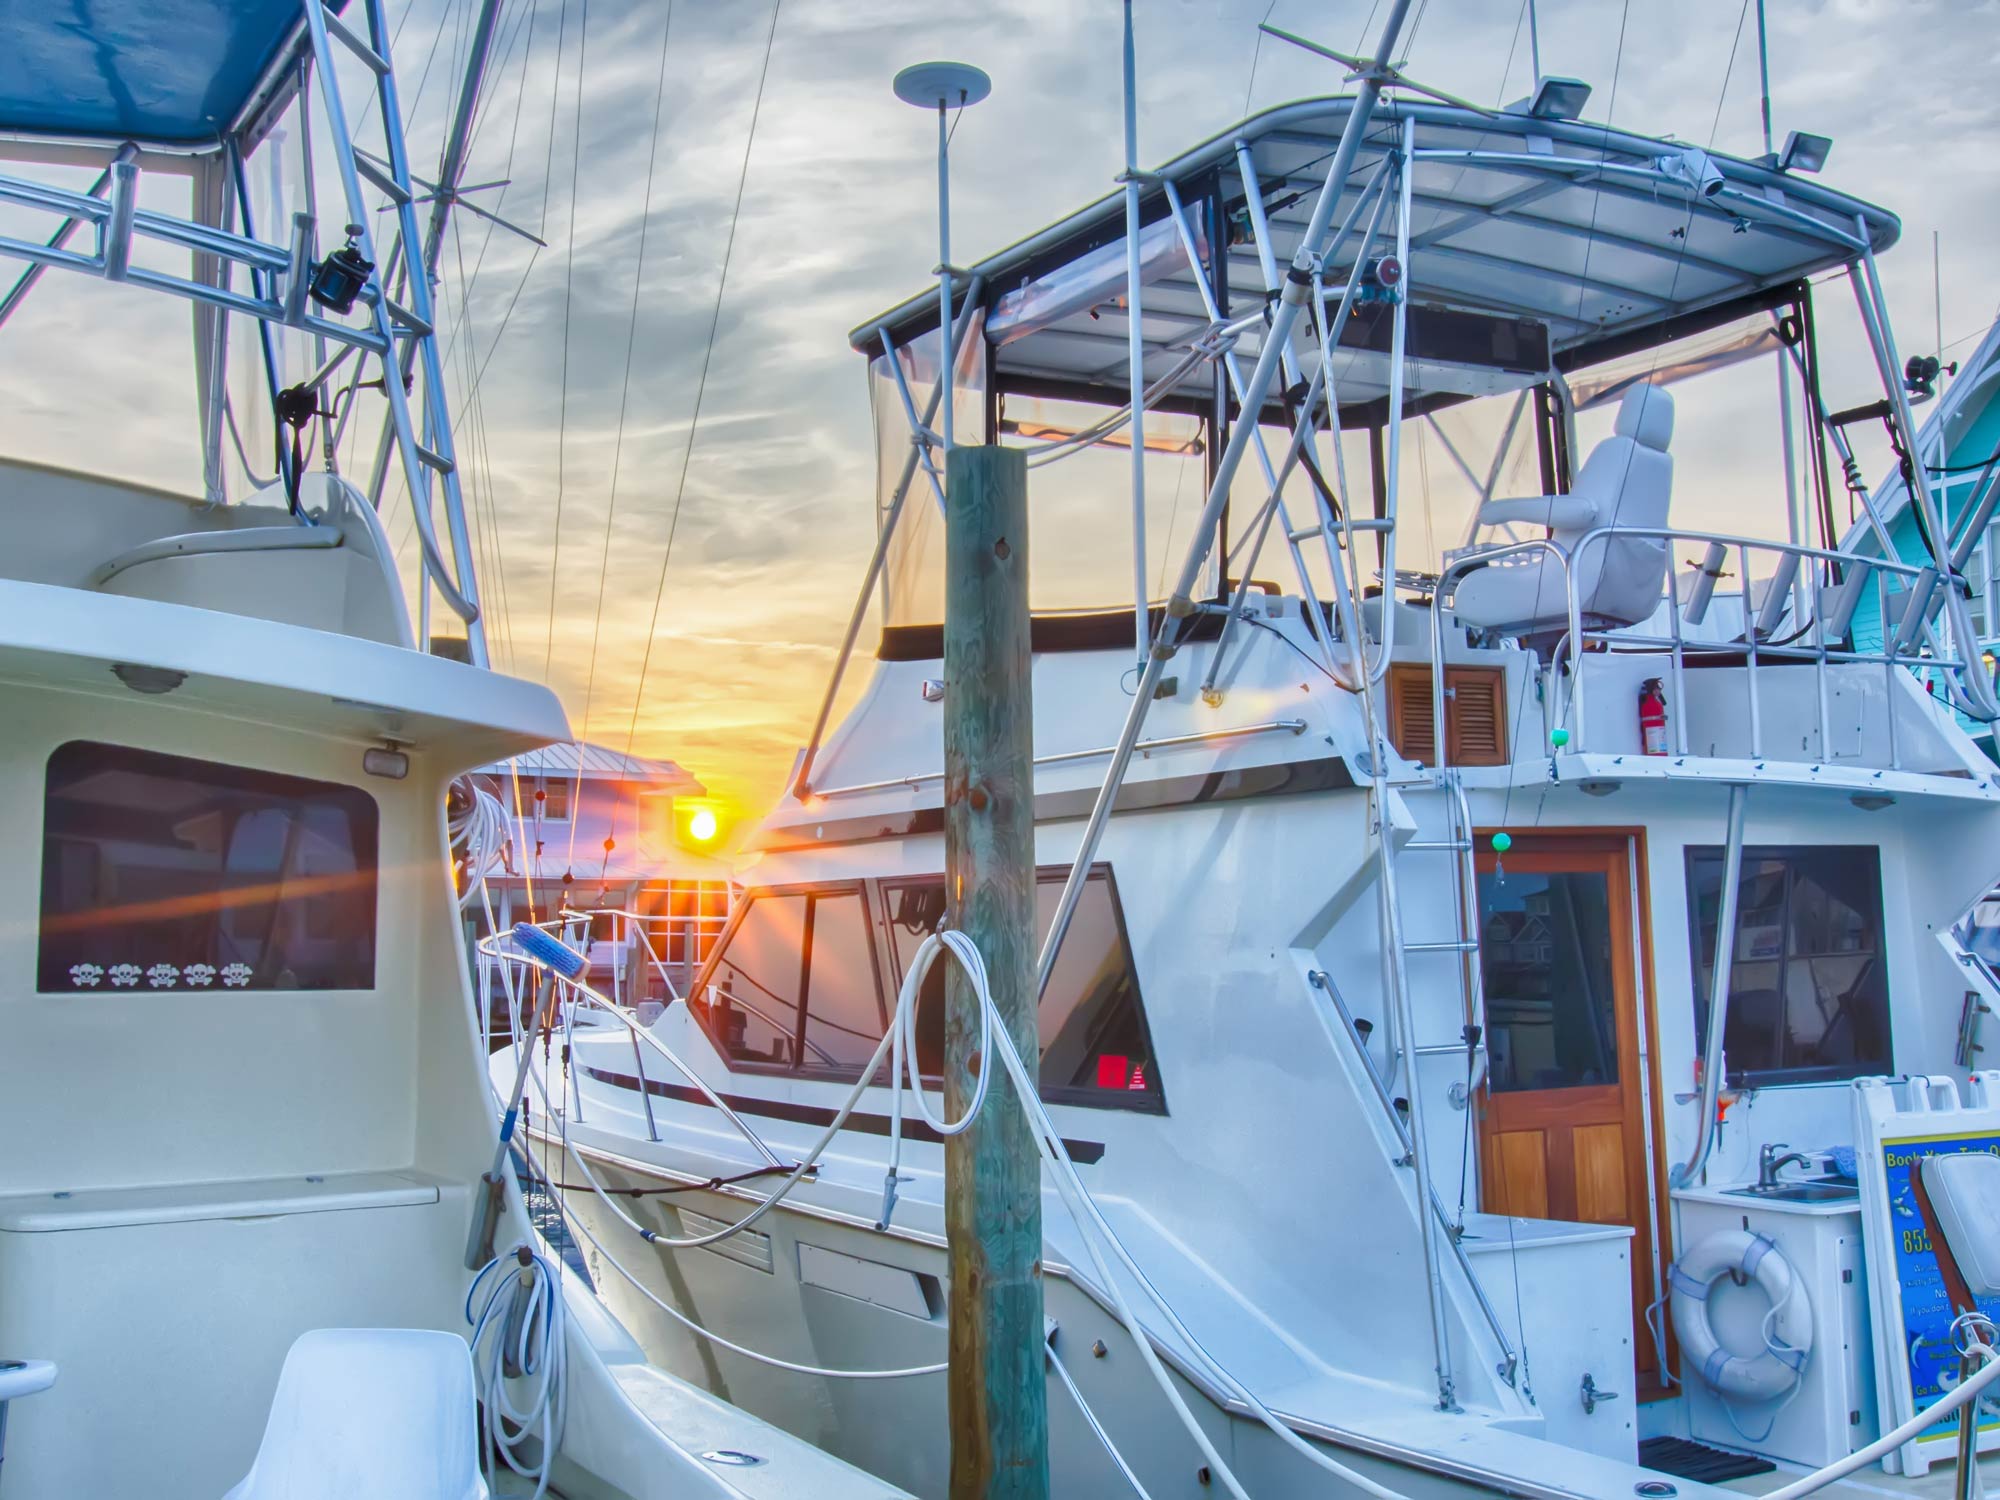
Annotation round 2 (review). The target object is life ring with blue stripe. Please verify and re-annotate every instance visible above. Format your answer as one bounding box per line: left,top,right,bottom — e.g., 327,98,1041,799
1669,1229,1813,1401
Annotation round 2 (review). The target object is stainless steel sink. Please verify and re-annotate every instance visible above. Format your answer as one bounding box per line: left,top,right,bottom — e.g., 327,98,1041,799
1721,1178,1858,1204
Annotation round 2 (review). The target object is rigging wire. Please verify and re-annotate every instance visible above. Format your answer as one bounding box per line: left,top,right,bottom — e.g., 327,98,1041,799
568,0,680,853
1705,0,1755,150
618,0,784,768
1240,0,1280,117
542,0,590,685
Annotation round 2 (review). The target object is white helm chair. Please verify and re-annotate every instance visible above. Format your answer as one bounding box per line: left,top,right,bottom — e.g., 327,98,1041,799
224,1329,488,1500
1451,382,1675,640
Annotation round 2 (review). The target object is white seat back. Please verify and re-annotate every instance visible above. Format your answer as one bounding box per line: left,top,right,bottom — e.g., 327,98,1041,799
1452,382,1675,635
1566,384,1673,623
223,1329,487,1500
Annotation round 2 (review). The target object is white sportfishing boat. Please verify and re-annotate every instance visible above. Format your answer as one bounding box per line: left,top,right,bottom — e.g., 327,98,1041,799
0,3,910,1497
495,6,2000,1499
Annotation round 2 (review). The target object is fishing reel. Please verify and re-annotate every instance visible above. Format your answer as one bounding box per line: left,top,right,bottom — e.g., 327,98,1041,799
1905,353,1957,405
308,224,374,316
1354,255,1403,305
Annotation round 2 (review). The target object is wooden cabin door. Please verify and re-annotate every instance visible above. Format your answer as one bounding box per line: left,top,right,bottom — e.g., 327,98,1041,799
1473,833,1664,1390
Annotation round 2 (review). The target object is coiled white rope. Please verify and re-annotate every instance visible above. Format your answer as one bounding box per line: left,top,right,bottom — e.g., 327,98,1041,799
495,925,1413,1500
467,1244,568,1500
488,911,2000,1500
1763,1332,2000,1499
879,929,991,1225
491,928,1003,1382
449,776,512,911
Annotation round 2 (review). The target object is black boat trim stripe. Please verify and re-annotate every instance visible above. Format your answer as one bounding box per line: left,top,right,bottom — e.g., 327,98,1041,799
582,1067,1108,1165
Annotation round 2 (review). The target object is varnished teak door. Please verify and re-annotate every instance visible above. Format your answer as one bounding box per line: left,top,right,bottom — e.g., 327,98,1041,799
1474,833,1663,1391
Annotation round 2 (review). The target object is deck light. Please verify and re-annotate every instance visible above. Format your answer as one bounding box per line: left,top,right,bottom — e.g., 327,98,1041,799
1509,75,1591,121
1656,146,1726,200
111,662,185,695
1850,792,1895,812
1777,131,1833,174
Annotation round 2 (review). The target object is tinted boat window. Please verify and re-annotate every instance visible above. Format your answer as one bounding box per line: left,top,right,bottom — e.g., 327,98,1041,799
40,741,378,992
704,891,807,1066
885,867,1163,1112
1686,845,1889,1086
800,890,886,1073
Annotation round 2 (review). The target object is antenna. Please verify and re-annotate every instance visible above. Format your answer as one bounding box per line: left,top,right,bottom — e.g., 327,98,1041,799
1754,0,1774,156
893,61,992,455
1121,0,1147,665
1528,0,1542,88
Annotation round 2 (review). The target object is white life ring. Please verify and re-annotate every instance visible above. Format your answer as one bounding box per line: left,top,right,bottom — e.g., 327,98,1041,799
1670,1229,1813,1402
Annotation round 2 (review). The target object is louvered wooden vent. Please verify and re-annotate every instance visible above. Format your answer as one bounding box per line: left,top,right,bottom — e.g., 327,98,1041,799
1386,664,1508,767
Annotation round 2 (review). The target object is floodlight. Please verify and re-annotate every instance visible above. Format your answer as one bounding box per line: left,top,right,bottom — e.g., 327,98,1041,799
1779,130,1833,174
1521,75,1592,121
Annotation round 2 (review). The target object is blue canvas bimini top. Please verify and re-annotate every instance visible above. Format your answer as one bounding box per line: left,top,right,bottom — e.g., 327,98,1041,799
0,0,346,147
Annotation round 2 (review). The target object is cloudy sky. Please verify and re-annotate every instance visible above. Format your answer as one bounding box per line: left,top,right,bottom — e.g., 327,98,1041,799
3,0,1995,818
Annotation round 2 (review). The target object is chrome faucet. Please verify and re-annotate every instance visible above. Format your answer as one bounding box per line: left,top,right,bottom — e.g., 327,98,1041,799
1758,1142,1815,1189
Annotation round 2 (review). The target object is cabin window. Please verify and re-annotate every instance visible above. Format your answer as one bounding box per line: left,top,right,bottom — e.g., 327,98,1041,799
39,741,378,992
884,867,1164,1112
1685,845,1889,1085
698,886,883,1074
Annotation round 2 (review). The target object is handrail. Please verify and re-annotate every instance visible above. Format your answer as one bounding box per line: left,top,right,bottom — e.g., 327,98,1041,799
481,923,786,1170
0,168,387,354
807,718,1309,801
1425,523,1975,776
1307,967,1519,1386
1670,782,1750,1188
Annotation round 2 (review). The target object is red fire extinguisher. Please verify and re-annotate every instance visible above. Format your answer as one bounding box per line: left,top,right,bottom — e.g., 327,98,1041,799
1639,677,1668,756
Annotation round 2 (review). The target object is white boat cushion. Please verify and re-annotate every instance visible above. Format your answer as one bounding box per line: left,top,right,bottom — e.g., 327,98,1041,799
1452,382,1675,635
223,1329,487,1500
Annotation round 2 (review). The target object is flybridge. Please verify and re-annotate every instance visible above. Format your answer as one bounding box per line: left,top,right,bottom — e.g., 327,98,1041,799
849,95,1899,418
0,0,497,665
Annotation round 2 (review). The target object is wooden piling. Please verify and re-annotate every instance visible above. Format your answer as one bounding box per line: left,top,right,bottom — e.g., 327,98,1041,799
942,443,1049,1500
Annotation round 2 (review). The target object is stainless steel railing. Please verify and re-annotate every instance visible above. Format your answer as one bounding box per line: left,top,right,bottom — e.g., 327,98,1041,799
1424,525,1978,776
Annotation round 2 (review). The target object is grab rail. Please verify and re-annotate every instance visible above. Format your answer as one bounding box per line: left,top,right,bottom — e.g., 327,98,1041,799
1307,967,1519,1387
808,718,1309,801
1425,525,1976,776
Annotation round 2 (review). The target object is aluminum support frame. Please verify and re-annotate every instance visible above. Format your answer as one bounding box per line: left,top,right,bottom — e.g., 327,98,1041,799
303,0,488,659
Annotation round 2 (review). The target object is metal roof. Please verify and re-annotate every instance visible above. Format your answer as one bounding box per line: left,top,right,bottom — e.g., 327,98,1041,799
0,0,345,147
852,95,1900,414
484,740,705,791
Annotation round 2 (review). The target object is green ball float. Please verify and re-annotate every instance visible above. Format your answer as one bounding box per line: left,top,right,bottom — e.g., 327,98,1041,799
1550,727,1571,747
1491,831,1513,853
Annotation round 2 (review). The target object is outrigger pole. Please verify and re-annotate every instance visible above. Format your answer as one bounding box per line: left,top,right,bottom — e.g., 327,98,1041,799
1121,0,1148,666
1034,0,1416,996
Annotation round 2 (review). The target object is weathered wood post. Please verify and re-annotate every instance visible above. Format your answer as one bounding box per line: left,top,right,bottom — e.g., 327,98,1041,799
943,442,1049,1500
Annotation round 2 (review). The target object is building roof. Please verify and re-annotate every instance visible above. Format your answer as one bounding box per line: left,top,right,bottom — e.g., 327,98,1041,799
485,740,705,792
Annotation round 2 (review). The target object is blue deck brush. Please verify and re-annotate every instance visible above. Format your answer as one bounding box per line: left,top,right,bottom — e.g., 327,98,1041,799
511,921,588,981
1825,1145,1858,1182
468,923,590,1270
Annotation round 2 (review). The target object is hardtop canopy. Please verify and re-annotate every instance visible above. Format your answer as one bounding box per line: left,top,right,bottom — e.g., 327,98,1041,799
850,95,1899,418
0,0,347,149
